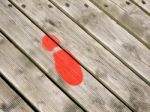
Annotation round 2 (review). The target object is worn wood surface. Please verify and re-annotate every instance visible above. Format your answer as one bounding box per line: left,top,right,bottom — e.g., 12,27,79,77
0,33,83,112
0,1,131,112
50,0,150,85
131,0,150,15
90,0,150,48
0,77,33,112
2,0,150,111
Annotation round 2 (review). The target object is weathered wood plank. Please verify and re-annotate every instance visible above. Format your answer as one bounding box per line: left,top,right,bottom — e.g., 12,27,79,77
89,0,150,48
2,0,150,111
0,77,33,112
0,2,131,112
49,0,150,83
131,0,150,15
0,34,83,112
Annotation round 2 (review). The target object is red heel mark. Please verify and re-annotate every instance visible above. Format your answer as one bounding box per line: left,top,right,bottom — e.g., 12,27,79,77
54,50,83,85
41,35,83,86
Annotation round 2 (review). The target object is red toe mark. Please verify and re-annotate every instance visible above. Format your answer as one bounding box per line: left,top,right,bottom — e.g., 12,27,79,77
54,50,83,85
50,34,61,45
42,34,61,51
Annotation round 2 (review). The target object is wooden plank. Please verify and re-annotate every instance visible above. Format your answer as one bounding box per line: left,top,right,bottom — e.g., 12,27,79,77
0,2,131,112
49,0,150,83
2,0,150,111
0,34,83,112
131,0,150,15
89,0,150,48
1,0,150,112
0,77,33,112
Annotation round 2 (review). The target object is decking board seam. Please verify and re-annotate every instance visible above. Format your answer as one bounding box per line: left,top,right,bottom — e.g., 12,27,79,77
0,29,87,112
89,0,150,49
49,0,150,86
5,1,136,111
0,72,38,112
1,29,134,111
130,0,150,16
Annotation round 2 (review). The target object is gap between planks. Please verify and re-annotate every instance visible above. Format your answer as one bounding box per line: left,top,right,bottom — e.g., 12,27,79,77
48,0,150,85
2,0,150,111
0,10,133,112
90,0,150,49
0,1,134,111
4,2,136,112
5,0,150,110
0,30,87,112
130,0,150,16
0,73,37,112
0,32,86,112
0,28,131,112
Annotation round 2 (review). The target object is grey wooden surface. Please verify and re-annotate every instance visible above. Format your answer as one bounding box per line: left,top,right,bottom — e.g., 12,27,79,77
0,0,150,111
90,0,150,48
131,0,150,15
0,77,33,112
0,33,83,112
49,0,150,85
1,0,149,111
0,1,132,112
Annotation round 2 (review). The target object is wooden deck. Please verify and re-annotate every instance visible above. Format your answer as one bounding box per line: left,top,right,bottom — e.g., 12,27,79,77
0,0,150,112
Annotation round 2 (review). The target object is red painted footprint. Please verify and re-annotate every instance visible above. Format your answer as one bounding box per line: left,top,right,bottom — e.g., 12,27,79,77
42,35,83,86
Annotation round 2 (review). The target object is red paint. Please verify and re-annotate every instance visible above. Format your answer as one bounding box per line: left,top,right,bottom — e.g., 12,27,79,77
54,50,83,85
50,34,61,44
41,35,83,86
42,35,59,51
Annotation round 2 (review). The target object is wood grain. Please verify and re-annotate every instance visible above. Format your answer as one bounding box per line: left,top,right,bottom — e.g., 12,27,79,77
131,0,150,15
2,0,150,111
0,33,83,112
0,77,33,112
49,0,150,83
0,1,131,112
89,0,150,48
